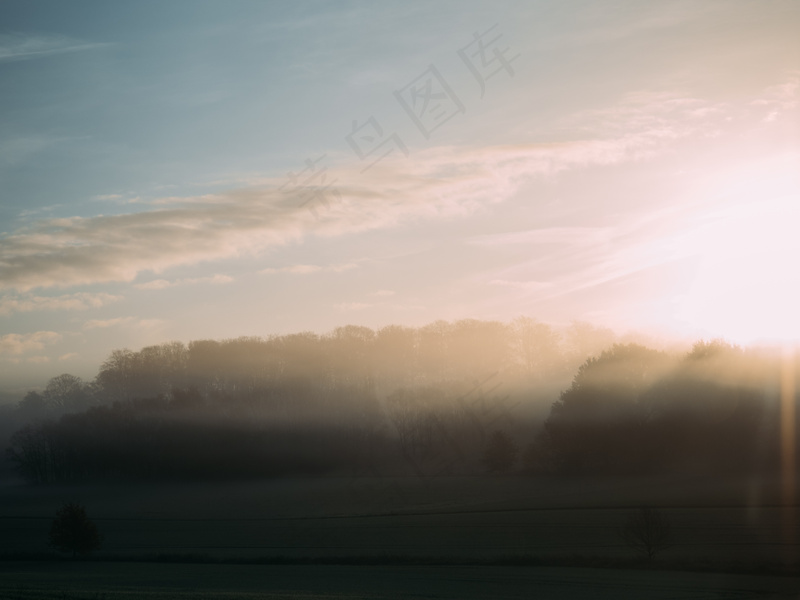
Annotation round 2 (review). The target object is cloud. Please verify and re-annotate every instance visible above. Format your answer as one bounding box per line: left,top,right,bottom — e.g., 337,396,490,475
25,356,50,364
259,263,358,275
0,33,106,62
550,2,713,48
752,73,800,121
560,91,729,144
134,274,234,290
0,190,308,292
58,353,79,361
133,280,171,291
82,317,164,331
371,289,395,297
0,135,66,167
260,264,321,275
334,302,372,311
1,77,793,294
471,203,697,313
386,303,425,312
489,279,555,291
0,331,61,356
0,292,121,316
470,227,613,247
83,317,164,331
0,138,667,292
562,72,798,143
82,317,134,330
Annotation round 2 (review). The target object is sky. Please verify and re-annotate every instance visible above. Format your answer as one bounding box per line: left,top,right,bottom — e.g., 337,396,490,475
0,0,799,393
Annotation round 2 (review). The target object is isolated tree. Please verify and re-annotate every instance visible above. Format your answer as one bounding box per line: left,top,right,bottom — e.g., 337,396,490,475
49,502,101,557
619,506,672,561
483,429,518,473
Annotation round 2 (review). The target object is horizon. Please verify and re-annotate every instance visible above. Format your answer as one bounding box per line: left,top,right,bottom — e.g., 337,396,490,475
2,317,796,403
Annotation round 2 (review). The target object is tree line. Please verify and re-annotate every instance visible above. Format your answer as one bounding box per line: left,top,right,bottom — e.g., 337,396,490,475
527,341,795,476
5,319,797,483
4,317,610,482
12,318,614,420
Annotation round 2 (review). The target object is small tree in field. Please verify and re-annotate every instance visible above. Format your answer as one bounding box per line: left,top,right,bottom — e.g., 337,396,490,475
49,502,101,557
620,506,672,561
483,430,518,473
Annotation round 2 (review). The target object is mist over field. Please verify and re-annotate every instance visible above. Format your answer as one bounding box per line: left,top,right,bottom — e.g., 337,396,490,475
0,318,603,479
3,321,800,599
2,320,797,486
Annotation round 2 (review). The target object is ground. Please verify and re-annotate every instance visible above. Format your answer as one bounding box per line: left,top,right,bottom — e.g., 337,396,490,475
1,475,799,598
3,562,800,599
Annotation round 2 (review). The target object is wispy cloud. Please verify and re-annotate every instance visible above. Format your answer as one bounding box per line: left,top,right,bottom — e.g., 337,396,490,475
334,302,372,311
25,356,51,364
0,137,667,292
134,274,234,290
0,292,121,316
1,77,792,294
470,227,613,247
82,317,133,330
488,279,555,291
0,135,62,167
0,331,61,356
82,317,164,331
0,189,307,291
260,263,358,275
473,222,664,302
551,2,716,49
753,73,800,122
0,33,106,62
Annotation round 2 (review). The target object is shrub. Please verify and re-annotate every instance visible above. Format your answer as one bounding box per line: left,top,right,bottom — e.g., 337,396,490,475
49,502,102,557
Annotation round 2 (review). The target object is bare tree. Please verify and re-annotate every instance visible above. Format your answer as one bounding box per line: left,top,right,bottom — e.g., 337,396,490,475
620,506,672,561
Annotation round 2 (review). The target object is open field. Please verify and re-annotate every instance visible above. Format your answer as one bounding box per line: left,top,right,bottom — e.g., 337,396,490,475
3,475,800,598
2,562,800,600
2,475,799,563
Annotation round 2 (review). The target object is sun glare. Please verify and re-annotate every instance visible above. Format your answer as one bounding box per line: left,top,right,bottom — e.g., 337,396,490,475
675,164,800,347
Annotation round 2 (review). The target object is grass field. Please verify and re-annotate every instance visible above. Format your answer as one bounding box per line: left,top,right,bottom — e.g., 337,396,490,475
2,475,800,598
2,562,800,600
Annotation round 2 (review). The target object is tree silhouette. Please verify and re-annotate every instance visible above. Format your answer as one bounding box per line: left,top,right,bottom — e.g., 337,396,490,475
536,344,673,474
49,502,101,557
483,430,518,473
17,391,47,419
619,506,672,561
43,374,90,411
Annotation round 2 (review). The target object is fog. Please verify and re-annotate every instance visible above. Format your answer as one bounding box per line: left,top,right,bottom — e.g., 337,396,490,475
4,318,796,485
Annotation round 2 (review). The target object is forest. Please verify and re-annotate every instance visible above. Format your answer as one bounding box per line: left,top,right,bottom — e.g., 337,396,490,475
3,319,797,484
